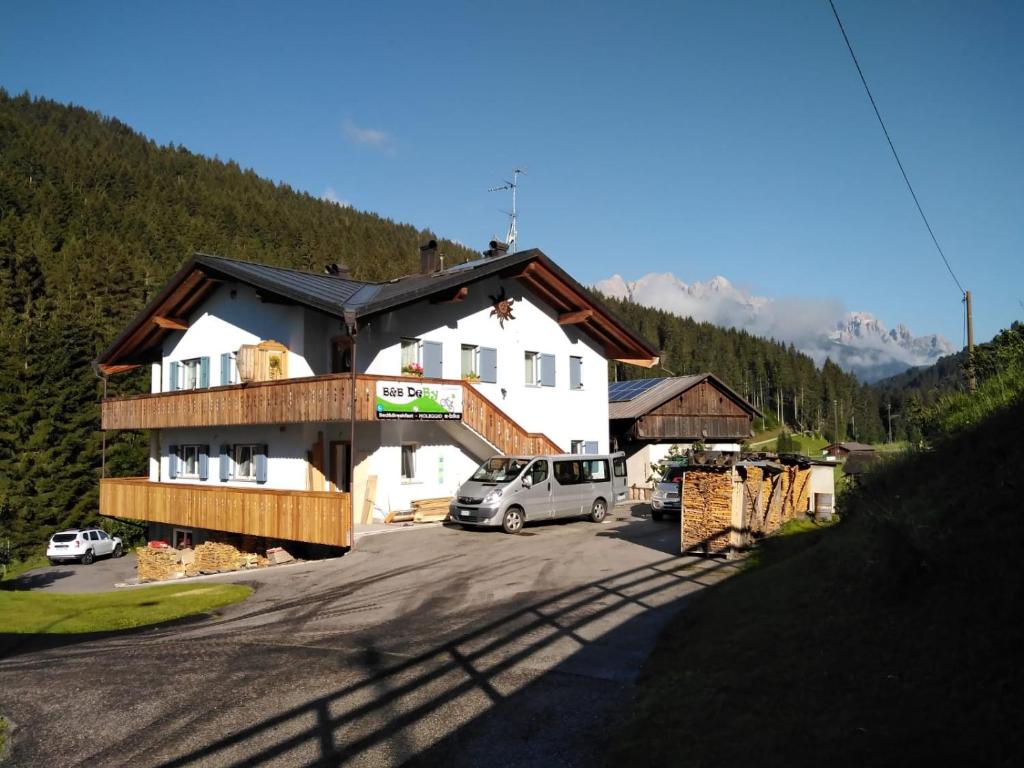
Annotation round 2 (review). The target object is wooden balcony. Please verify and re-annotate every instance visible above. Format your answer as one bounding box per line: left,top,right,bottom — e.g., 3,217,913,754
102,374,561,455
99,477,351,548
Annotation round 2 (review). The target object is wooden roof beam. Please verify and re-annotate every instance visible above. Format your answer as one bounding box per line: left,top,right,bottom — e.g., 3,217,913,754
96,363,142,375
431,286,469,304
153,316,189,330
558,309,593,325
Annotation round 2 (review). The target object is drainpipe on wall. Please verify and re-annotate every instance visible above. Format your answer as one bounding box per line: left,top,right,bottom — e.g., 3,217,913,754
344,308,359,549
92,364,108,479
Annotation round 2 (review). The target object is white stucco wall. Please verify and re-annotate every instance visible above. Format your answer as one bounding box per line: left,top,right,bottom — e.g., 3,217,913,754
155,283,335,392
356,274,610,453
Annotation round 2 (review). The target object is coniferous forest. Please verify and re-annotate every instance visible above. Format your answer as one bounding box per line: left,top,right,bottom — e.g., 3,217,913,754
0,90,936,558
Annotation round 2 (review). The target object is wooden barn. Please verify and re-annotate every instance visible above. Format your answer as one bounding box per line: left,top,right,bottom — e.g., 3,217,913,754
608,374,760,491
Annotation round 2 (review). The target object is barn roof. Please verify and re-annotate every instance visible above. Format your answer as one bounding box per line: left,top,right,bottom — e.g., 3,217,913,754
608,373,761,420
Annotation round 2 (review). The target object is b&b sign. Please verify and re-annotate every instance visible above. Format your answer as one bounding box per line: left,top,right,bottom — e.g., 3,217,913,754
375,381,463,421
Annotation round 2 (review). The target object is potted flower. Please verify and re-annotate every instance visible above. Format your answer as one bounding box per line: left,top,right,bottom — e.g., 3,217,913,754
402,362,424,377
463,372,480,383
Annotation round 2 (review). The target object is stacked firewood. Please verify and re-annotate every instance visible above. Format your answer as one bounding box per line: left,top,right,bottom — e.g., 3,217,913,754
136,546,183,582
681,469,734,555
741,466,766,534
412,497,451,523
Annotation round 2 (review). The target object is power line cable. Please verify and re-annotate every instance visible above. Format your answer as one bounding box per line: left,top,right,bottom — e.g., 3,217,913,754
827,0,965,297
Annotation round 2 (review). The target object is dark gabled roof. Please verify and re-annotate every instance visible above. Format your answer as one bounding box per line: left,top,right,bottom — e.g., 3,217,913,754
825,442,876,453
96,249,659,373
195,254,370,314
607,373,761,420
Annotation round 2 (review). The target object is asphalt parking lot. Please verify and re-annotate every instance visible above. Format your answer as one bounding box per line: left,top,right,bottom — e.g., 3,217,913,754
0,507,739,767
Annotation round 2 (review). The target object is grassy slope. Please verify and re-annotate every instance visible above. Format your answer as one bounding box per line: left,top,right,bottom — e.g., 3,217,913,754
0,583,251,633
609,398,1023,767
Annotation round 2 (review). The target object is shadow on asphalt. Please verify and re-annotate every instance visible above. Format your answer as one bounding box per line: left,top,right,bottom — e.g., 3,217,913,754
137,549,736,768
1,569,75,592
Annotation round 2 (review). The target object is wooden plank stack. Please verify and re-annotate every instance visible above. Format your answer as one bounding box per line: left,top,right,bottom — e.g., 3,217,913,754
412,497,451,523
680,469,734,555
194,541,244,574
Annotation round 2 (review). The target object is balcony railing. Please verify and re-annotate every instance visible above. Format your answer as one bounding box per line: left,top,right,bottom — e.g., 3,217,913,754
99,477,352,547
102,374,561,456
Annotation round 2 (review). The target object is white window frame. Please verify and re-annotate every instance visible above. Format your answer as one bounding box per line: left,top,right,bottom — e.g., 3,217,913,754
179,444,202,478
524,351,540,386
181,358,201,390
571,440,585,454
232,443,259,481
401,338,422,374
400,443,418,482
461,344,480,379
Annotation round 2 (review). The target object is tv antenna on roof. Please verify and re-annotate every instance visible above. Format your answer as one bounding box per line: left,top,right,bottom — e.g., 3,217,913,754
488,168,525,253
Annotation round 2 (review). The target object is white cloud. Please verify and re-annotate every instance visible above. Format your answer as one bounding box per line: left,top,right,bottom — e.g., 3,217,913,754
593,273,954,381
320,187,351,207
342,117,395,153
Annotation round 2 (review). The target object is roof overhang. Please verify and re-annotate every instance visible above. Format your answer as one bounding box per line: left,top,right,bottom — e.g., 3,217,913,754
96,257,224,374
506,255,658,367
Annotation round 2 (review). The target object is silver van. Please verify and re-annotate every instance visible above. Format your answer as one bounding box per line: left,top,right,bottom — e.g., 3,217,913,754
449,452,628,534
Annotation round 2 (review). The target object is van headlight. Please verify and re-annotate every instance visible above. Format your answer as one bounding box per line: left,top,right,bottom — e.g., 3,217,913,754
652,489,666,501
482,489,503,506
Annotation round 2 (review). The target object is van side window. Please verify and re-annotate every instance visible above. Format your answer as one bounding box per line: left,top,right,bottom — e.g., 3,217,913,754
613,457,626,478
528,460,549,484
582,459,608,481
554,460,582,486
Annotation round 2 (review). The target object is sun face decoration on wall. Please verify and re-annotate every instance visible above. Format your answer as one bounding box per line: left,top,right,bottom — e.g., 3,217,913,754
489,287,516,329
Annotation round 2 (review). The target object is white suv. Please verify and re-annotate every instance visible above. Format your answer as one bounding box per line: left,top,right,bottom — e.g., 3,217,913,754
47,528,124,565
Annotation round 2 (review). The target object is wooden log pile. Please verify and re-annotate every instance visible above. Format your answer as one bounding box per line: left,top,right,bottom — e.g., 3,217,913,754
681,469,734,555
194,541,244,573
741,466,766,534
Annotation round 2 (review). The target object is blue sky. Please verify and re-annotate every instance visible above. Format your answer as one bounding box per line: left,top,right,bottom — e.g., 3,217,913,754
2,0,1021,345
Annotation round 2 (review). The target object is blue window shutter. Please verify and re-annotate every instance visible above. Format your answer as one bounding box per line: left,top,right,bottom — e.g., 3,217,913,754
199,357,210,388
540,354,556,387
167,445,179,479
479,347,498,383
422,341,443,379
219,444,231,481
255,444,268,484
220,353,231,386
168,361,179,392
584,441,599,455
569,357,582,390
198,445,210,480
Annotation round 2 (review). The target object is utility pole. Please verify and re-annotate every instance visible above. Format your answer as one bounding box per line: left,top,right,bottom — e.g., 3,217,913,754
833,398,839,441
965,290,977,392
887,401,892,444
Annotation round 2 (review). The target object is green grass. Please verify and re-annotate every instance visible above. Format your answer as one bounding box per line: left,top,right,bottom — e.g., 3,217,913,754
1,554,49,583
0,583,251,634
607,395,1024,767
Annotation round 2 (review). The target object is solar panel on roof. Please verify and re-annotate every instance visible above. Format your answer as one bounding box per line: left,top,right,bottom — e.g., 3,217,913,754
608,378,664,402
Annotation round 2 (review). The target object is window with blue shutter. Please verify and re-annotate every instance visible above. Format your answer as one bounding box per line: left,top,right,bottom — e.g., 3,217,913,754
479,347,498,383
168,361,180,392
167,445,179,479
422,341,443,379
255,444,269,484
220,353,231,386
569,356,583,390
584,441,599,455
219,445,230,481
539,354,556,387
199,357,210,389
198,445,210,481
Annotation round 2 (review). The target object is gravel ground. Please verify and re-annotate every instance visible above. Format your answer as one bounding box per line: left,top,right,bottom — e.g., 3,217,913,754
0,507,738,767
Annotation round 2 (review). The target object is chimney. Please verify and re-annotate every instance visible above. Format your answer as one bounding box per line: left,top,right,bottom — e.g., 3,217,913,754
324,263,352,279
483,239,509,259
419,240,439,274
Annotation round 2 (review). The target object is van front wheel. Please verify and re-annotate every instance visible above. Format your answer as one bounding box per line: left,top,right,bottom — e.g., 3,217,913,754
502,507,525,534
589,498,607,523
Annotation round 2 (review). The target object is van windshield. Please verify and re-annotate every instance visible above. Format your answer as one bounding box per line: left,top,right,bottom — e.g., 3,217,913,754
471,458,529,482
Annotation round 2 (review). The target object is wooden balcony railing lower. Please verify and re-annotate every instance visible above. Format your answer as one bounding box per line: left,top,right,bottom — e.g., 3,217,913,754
99,477,351,548
102,374,562,455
